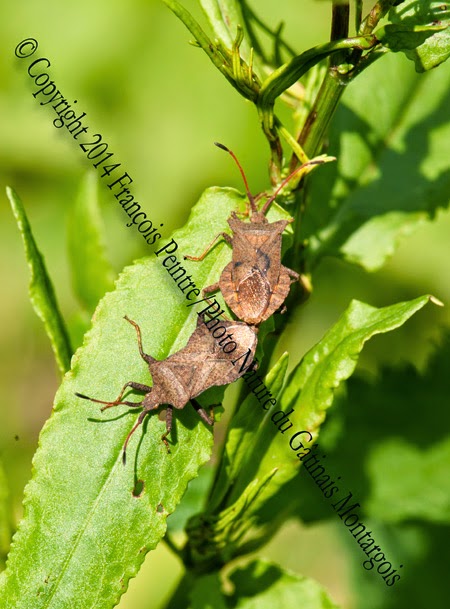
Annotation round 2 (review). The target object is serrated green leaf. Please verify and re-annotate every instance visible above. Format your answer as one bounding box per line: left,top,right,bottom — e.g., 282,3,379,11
277,296,433,458
256,296,433,496
67,171,115,314
0,187,288,609
305,52,450,271
6,187,72,375
389,0,450,71
190,296,434,560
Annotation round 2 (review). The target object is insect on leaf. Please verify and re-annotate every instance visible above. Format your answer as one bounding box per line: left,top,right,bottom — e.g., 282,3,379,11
0,187,258,609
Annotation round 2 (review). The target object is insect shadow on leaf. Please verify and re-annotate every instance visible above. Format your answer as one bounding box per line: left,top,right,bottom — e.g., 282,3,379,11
185,143,331,326
76,313,257,463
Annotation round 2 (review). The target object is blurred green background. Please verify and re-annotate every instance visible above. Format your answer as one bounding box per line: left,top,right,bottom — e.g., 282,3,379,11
1,1,449,607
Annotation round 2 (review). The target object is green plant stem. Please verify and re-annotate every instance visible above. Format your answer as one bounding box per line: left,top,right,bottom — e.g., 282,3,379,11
359,0,397,35
289,2,350,272
162,0,258,102
258,34,375,111
294,0,350,159
298,65,347,159
257,33,376,162
290,1,349,161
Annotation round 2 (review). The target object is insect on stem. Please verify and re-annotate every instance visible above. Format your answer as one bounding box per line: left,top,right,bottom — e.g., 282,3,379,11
189,144,333,325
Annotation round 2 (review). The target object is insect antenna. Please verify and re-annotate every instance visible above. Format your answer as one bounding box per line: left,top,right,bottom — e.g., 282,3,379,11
215,142,258,213
261,158,325,215
75,392,141,412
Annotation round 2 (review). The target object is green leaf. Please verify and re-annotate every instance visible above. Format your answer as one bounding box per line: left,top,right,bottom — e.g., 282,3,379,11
367,438,450,522
188,560,339,609
67,171,115,314
0,187,289,609
347,522,450,608
186,468,277,569
6,187,72,375
199,0,247,50
228,559,339,609
376,23,445,52
166,465,215,534
300,331,450,525
207,352,289,513
189,573,228,609
188,296,435,561
389,0,450,71
305,52,450,271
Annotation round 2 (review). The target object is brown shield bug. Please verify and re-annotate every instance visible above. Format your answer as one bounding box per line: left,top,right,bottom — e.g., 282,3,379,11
76,312,257,463
185,143,329,325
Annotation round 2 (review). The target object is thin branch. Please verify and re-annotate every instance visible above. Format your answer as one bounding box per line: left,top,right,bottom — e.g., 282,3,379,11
258,34,377,111
359,0,397,36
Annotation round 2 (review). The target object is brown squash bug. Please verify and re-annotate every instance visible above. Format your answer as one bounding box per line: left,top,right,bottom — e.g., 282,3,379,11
76,312,257,463
185,143,329,325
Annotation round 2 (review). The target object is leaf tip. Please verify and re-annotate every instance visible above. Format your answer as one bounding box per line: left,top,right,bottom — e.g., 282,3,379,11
5,185,17,208
430,295,445,307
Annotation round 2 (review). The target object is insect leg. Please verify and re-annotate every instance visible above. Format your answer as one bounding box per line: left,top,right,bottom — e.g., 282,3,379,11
160,406,173,453
184,232,231,262
286,267,300,283
122,407,153,465
124,316,156,364
75,381,150,411
190,398,215,426
202,282,220,296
